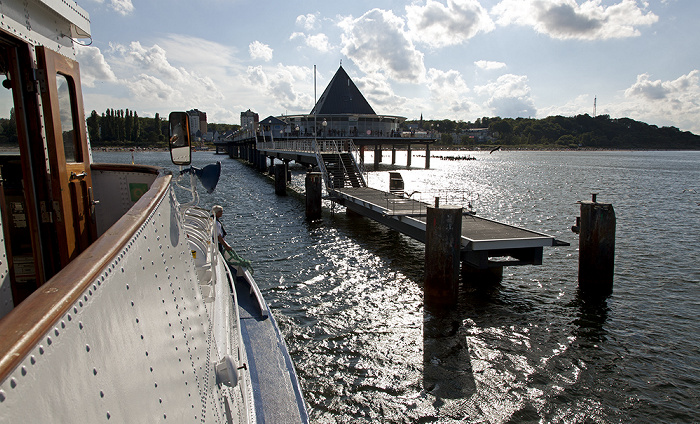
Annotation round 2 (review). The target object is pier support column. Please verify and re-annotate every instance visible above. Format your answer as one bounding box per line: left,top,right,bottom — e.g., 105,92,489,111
254,150,261,170
425,144,431,169
391,147,396,165
274,164,287,195
407,145,412,167
461,263,503,287
578,195,615,296
374,145,381,170
268,157,275,175
260,153,267,172
305,172,322,220
425,205,463,307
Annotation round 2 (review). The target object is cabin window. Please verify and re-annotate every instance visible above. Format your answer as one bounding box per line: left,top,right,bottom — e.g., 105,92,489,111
55,74,80,163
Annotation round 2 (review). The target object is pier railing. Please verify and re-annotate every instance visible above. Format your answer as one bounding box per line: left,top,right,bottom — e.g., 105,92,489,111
381,189,479,216
257,138,350,154
348,140,367,185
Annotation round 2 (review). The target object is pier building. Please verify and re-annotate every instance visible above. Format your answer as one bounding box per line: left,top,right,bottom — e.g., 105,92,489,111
215,65,436,169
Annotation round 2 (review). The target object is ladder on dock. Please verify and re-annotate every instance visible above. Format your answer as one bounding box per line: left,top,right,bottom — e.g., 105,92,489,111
315,140,366,190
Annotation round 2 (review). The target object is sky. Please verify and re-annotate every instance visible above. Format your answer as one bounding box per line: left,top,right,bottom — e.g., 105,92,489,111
70,0,700,134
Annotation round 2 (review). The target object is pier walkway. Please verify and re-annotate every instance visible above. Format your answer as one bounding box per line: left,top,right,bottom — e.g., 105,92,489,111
223,138,564,269
330,187,561,269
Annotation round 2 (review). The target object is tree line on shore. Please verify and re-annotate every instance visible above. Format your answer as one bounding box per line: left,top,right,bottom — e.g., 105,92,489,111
417,114,699,149
1,108,698,150
85,109,238,147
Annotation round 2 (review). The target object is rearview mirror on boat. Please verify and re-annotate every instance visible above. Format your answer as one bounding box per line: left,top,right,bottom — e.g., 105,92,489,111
169,112,191,165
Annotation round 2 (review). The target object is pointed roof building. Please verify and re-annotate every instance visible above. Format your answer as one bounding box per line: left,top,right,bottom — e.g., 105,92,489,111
276,64,408,140
310,66,376,115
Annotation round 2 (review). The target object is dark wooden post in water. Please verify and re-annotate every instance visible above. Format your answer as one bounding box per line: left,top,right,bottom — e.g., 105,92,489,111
391,146,396,165
305,172,322,220
274,164,287,195
424,205,462,306
578,194,615,296
407,144,412,167
374,145,381,169
425,143,430,169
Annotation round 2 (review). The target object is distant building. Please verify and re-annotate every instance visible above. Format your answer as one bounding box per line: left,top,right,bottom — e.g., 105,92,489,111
277,65,405,138
203,130,220,142
258,116,287,139
467,128,492,143
241,109,259,133
187,109,207,138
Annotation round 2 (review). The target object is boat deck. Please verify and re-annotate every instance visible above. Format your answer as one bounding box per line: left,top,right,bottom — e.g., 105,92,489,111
234,272,308,423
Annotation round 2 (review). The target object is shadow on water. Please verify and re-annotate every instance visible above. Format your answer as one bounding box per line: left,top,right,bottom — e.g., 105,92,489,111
328,209,426,278
327,208,481,404
422,304,476,403
572,290,610,344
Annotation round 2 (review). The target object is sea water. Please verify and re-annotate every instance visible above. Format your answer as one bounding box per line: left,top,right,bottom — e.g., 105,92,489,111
94,149,700,423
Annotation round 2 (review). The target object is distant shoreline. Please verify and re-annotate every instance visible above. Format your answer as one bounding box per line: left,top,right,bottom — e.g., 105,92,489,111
0,143,697,154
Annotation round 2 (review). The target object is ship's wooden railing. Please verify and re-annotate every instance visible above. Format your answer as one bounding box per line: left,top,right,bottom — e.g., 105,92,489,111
0,164,168,382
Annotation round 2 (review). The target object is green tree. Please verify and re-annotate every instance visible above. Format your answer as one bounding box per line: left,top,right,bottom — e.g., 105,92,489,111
154,113,161,138
125,109,133,142
87,110,100,144
132,111,140,141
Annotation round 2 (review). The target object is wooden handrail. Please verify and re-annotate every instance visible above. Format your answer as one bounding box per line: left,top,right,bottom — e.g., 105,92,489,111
0,165,171,382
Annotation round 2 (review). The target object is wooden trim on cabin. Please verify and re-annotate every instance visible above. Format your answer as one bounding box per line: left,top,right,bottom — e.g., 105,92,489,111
0,169,172,382
90,162,161,175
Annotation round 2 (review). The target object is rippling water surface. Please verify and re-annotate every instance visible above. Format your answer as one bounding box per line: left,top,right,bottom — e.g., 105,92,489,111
94,149,700,423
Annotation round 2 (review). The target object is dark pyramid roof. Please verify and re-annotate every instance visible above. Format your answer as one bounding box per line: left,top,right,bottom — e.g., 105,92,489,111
259,116,286,126
310,66,376,115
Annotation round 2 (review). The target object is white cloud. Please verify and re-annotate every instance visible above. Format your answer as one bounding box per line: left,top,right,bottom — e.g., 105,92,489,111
246,65,314,113
475,60,507,70
491,0,659,40
427,68,474,114
290,32,331,52
306,34,331,52
101,41,224,113
406,0,495,48
620,70,700,133
296,13,319,31
355,73,412,113
109,0,134,16
476,74,536,117
155,34,237,68
624,71,697,100
75,45,118,87
246,65,268,88
128,74,176,101
339,9,426,83
249,41,273,62
116,41,183,81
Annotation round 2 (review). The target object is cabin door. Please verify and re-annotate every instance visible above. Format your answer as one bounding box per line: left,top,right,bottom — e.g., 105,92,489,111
36,46,96,266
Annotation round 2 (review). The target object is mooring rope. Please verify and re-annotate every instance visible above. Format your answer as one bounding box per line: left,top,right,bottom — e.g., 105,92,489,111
223,248,254,274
